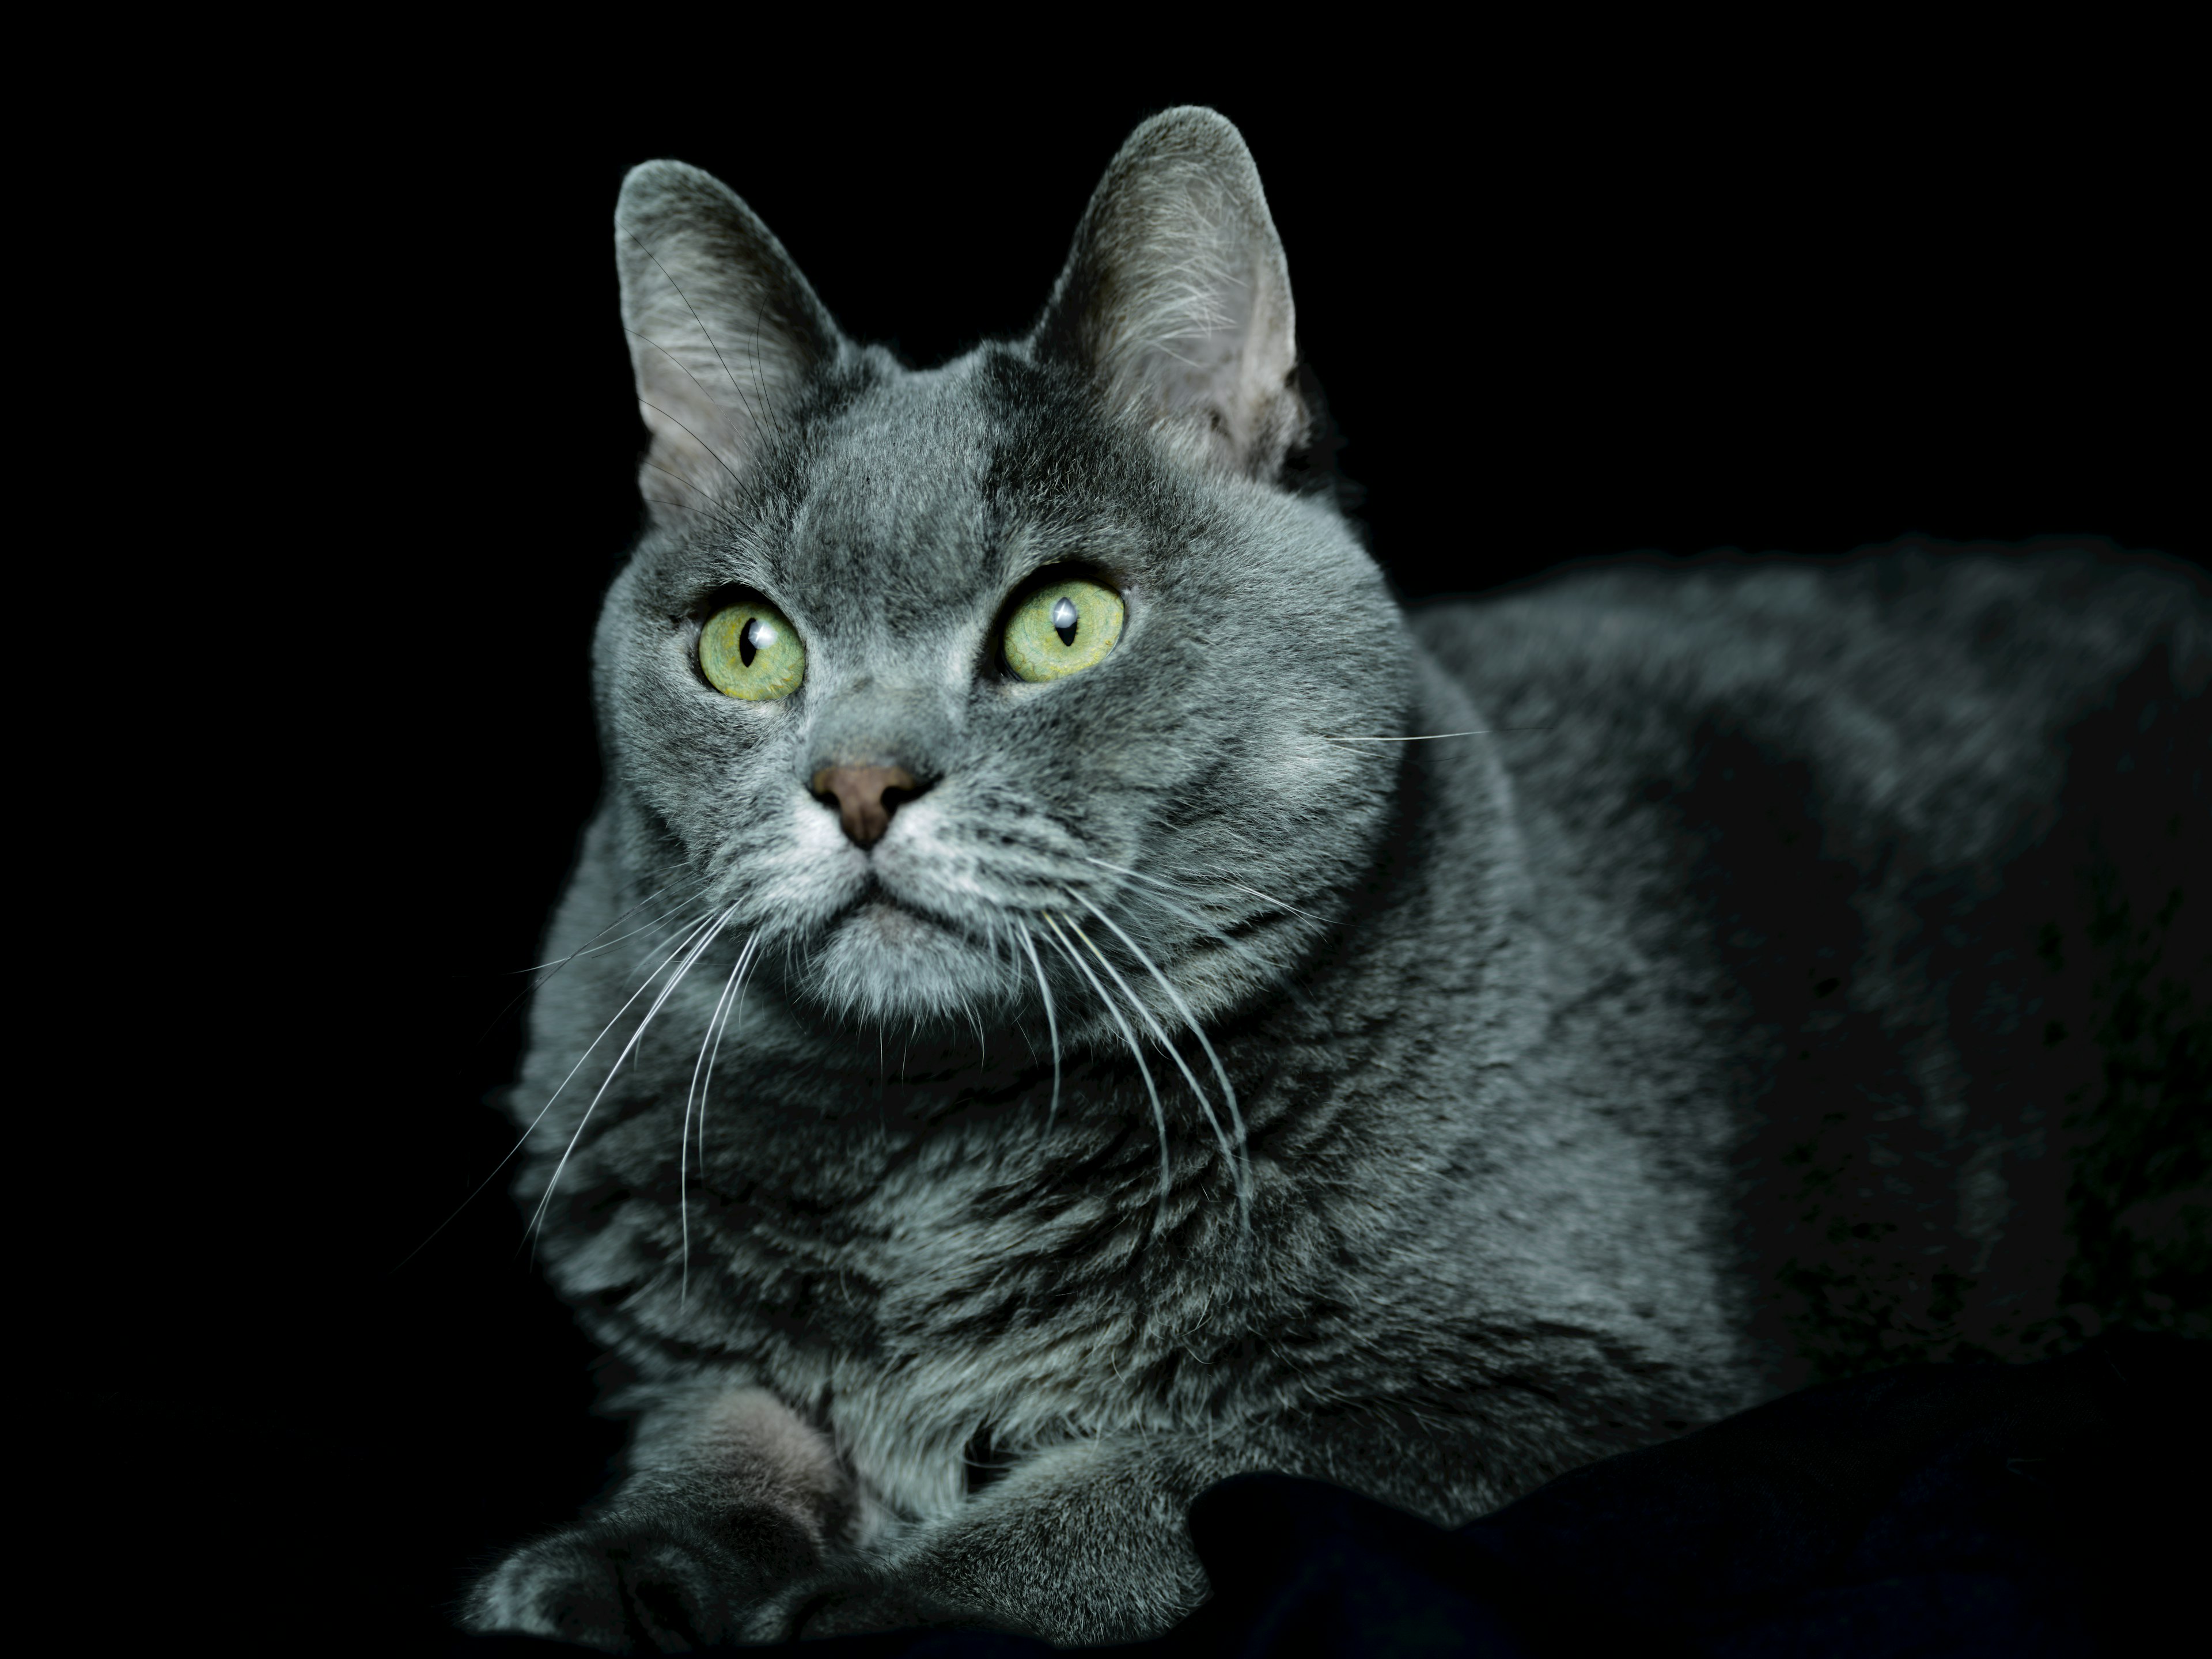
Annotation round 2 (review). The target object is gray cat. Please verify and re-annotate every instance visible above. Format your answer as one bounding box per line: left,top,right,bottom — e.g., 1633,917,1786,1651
464,108,2203,1648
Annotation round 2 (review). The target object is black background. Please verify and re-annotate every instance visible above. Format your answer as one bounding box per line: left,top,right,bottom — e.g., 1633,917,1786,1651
84,50,2195,1650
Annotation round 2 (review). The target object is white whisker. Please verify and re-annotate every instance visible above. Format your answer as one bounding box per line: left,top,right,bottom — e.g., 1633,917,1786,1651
1069,891,1251,1227
1016,926,1062,1122
1084,854,1313,923
1062,908,1237,1220
1043,912,1171,1223
513,876,717,977
525,903,739,1253
1319,727,1543,743
1082,861,1322,1016
700,933,761,1170
396,904,725,1272
680,929,757,1302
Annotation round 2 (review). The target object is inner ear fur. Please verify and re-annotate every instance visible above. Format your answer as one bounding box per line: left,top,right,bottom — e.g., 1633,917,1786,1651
615,160,842,525
1033,107,1307,480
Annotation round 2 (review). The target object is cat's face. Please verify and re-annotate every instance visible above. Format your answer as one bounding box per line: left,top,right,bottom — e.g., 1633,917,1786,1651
593,112,1410,1046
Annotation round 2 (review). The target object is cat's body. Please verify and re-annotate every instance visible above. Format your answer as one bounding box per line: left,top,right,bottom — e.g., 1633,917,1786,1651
467,111,2205,1648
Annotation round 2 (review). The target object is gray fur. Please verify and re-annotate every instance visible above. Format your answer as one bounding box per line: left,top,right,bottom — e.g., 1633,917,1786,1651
464,108,2206,1648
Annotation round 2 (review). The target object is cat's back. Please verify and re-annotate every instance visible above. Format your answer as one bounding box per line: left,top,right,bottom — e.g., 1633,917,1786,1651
1414,543,2204,868
1412,541,2206,1374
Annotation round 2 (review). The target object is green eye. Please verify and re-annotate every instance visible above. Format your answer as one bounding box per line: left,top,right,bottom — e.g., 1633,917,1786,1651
699,600,805,700
1003,578,1124,683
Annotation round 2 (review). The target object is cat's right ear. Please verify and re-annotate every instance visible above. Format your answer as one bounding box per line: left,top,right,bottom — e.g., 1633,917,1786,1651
1032,108,1305,481
615,161,840,527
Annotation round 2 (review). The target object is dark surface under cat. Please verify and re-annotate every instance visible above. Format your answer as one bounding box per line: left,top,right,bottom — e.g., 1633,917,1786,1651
444,1331,2202,1657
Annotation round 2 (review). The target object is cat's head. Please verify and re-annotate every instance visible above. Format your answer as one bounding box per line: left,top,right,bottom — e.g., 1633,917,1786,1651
594,108,1411,1050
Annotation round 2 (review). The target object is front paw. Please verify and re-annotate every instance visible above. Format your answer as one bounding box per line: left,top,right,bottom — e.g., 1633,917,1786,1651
467,1506,806,1652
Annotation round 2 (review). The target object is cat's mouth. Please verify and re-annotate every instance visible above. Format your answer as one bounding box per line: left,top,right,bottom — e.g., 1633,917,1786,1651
826,876,981,950
802,880,1022,1031
844,895,950,943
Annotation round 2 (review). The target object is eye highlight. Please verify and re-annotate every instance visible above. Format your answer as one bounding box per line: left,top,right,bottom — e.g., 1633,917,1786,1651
700,600,805,700
1003,578,1124,683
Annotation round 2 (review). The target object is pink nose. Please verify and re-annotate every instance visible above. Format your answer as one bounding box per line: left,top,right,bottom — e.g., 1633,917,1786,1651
810,764,921,848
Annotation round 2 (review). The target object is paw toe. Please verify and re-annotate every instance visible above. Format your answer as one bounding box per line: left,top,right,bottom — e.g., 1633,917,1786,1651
465,1517,741,1652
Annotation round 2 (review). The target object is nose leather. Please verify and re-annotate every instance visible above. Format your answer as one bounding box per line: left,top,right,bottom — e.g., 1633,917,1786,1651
811,764,921,848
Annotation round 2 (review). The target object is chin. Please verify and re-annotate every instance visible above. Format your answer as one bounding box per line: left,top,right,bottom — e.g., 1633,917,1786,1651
800,899,1021,1033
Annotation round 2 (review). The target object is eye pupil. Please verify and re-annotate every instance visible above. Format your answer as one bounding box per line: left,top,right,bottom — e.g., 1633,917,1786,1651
739,616,769,666
1050,597,1079,646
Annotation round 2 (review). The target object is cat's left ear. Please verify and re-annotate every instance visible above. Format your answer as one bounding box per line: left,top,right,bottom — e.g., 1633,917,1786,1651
1033,108,1304,480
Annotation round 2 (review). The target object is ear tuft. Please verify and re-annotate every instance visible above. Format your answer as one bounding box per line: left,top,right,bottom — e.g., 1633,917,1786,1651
615,161,840,526
1035,109,1305,479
